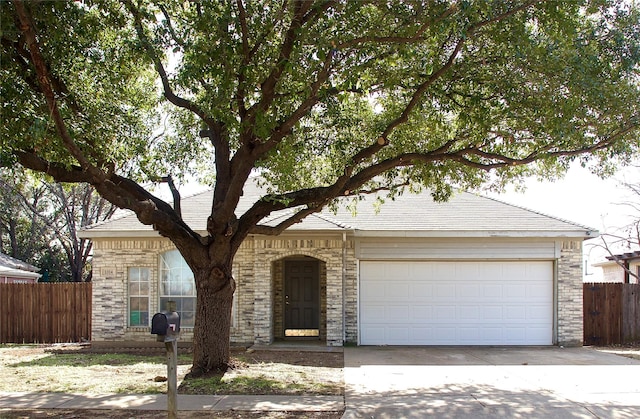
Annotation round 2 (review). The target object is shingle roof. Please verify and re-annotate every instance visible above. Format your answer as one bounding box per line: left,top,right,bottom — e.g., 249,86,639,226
606,251,640,262
0,252,39,272
80,179,595,239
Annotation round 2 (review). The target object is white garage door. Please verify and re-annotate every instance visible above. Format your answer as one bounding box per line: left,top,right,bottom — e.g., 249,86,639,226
360,261,553,345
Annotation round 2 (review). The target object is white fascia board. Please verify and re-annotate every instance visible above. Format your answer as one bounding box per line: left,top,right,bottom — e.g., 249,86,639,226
78,230,160,238
79,228,595,240
79,228,353,239
592,260,617,267
352,229,597,239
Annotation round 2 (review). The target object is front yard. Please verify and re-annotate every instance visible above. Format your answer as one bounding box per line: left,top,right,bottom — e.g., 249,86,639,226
0,343,344,396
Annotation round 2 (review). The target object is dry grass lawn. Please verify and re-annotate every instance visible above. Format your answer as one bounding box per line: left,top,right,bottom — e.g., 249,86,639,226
0,343,343,395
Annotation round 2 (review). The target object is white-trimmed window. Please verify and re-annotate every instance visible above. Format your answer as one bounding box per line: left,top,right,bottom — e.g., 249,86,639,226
160,250,196,327
128,267,150,327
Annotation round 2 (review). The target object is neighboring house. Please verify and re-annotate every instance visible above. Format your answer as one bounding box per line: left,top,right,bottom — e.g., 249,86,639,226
80,180,594,347
0,252,41,284
593,251,640,284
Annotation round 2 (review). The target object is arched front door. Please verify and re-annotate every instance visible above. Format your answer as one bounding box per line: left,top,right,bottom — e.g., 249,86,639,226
284,259,320,338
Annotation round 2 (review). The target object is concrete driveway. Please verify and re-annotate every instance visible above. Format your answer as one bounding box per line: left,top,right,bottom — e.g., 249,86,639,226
342,346,640,418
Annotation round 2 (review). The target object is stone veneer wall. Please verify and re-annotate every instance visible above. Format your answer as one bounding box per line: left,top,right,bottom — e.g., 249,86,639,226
92,238,252,344
92,235,355,347
249,236,354,346
343,244,358,344
91,235,582,347
92,238,176,342
556,240,584,346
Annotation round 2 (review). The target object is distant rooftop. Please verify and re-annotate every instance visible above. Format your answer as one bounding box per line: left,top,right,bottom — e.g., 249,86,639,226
0,252,39,272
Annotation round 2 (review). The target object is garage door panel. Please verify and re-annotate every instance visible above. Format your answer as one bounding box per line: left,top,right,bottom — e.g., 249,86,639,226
434,284,456,298
505,284,527,298
360,261,552,345
527,283,551,299
361,281,385,299
457,306,480,320
458,284,481,299
387,327,409,342
360,304,386,321
361,326,385,343
505,306,527,320
527,305,551,320
387,283,410,300
481,306,503,320
435,305,456,319
410,283,433,297
386,305,409,321
481,327,504,341
411,305,433,320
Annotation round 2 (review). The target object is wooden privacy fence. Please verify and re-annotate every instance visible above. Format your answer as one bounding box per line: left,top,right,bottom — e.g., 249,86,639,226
0,283,91,344
584,282,640,346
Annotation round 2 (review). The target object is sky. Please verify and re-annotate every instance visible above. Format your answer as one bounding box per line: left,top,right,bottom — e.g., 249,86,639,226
488,161,638,232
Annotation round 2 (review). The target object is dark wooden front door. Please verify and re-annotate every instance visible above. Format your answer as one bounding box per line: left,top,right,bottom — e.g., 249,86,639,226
284,260,320,334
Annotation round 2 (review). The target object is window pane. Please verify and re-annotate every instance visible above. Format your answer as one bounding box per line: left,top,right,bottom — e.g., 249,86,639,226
129,295,148,327
129,281,139,295
130,297,140,311
138,298,148,311
139,281,149,295
129,268,150,327
181,311,195,328
160,250,196,326
182,298,195,311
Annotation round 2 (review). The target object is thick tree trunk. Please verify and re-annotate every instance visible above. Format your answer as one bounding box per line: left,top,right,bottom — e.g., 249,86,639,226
188,267,236,376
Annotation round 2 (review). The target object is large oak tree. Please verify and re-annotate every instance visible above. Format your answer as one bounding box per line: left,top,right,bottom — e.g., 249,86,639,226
2,0,639,375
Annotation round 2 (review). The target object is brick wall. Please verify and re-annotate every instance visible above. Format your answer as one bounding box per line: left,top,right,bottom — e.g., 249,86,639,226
92,238,173,342
556,240,584,346
91,235,584,347
249,236,350,346
91,235,352,346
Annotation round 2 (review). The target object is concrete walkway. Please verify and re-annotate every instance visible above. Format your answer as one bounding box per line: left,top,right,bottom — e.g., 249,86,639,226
342,346,640,419
3,346,639,418
0,391,344,412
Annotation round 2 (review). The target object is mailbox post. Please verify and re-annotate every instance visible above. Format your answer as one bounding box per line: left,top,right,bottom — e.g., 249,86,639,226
151,310,180,419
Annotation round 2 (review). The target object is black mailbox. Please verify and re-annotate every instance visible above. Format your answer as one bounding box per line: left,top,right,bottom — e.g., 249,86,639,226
151,311,180,342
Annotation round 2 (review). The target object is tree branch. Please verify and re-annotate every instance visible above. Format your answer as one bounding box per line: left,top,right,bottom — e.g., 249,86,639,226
244,0,331,130
336,2,459,49
123,0,216,127
156,2,185,47
13,1,99,177
15,150,202,248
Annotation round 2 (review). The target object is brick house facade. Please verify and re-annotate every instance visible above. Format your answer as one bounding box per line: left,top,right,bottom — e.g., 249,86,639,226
83,185,591,347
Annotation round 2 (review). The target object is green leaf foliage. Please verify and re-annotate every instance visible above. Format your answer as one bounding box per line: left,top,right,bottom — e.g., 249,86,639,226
1,0,639,228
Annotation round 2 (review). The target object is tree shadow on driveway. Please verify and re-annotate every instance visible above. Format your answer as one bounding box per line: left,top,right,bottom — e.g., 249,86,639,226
343,347,640,419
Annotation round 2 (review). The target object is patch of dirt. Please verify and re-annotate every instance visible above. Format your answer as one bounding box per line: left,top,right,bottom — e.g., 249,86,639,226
0,409,343,418
239,348,343,368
